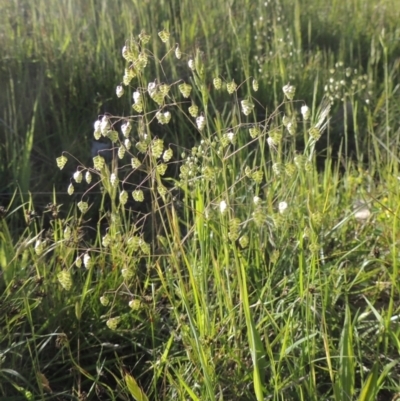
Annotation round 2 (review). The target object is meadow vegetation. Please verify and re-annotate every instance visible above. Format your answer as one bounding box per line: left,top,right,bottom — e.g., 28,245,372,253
1,0,400,400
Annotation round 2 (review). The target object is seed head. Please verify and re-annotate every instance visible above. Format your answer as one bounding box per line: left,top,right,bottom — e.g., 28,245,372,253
35,239,45,256
241,99,254,116
252,79,259,92
100,116,110,136
67,183,74,195
253,196,261,205
239,235,249,248
132,189,144,202
131,157,141,169
189,103,199,117
219,200,227,214
151,138,164,158
158,29,170,43
83,253,92,269
213,77,222,90
157,163,168,175
124,139,131,150
163,148,173,162
75,256,82,268
116,85,124,98
85,171,92,184
179,82,192,98
110,173,119,187
301,105,310,120
64,226,71,240
139,30,150,44
119,190,128,205
77,201,88,214
196,115,206,131
188,59,195,70
175,44,182,59
282,84,296,100
309,126,321,141
133,91,142,104
73,170,82,183
106,317,120,331
227,80,237,94
118,146,125,159
56,155,68,170
57,270,72,291
121,121,132,138
249,126,260,138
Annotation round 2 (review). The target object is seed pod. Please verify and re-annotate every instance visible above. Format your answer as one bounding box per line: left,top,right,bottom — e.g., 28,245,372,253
227,80,237,94
175,44,182,59
252,79,259,92
213,77,222,90
158,29,170,43
77,201,88,214
116,85,124,98
179,83,192,98
196,115,206,131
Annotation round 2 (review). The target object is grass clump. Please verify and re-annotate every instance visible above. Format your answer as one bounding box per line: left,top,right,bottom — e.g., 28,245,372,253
1,1,400,400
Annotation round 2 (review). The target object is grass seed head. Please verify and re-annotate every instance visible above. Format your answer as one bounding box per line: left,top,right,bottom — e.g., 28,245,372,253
282,83,296,100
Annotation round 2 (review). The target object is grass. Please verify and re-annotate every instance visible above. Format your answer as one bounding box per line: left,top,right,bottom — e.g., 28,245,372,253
1,0,400,400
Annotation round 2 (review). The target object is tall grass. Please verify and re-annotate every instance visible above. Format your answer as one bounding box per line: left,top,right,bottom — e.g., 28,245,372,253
1,0,400,400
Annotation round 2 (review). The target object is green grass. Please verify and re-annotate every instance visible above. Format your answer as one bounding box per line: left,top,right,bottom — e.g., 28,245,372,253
1,0,400,400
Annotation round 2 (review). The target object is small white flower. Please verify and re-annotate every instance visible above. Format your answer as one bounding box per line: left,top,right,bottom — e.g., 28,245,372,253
278,201,288,214
253,196,261,205
219,200,227,214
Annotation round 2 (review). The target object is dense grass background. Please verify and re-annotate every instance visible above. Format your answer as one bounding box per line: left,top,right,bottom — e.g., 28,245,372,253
1,0,400,400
